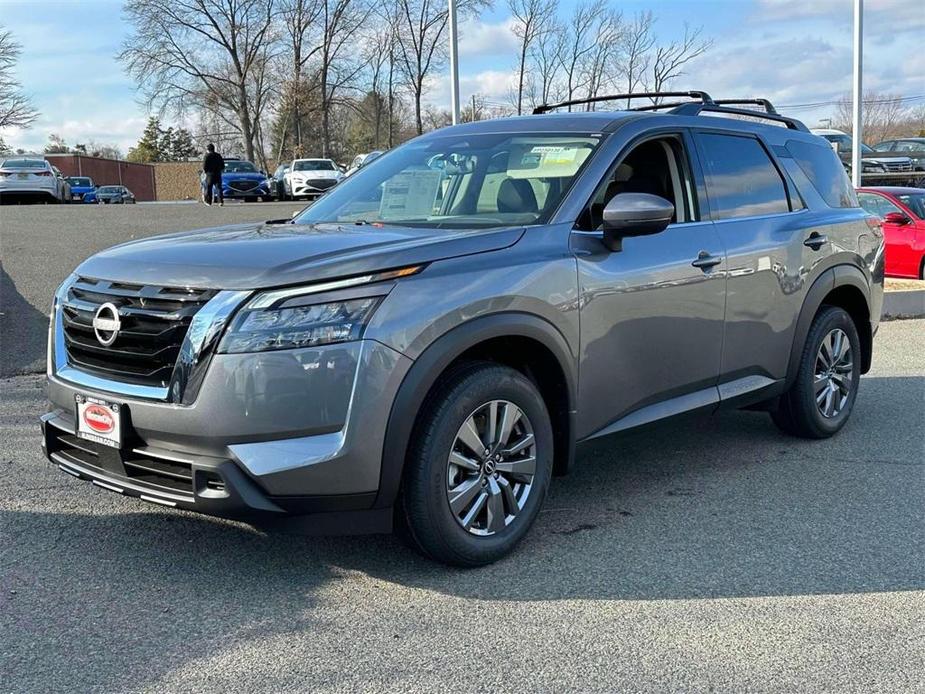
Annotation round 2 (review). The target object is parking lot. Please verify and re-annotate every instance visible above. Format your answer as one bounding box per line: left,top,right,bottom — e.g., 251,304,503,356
1,204,923,692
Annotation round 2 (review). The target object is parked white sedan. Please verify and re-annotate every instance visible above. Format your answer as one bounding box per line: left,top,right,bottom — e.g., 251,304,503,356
0,157,68,204
284,158,344,200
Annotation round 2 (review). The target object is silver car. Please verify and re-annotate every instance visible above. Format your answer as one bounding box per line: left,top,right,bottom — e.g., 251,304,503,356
42,91,884,565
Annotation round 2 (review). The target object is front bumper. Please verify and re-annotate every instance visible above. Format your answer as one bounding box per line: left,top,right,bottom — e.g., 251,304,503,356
45,332,413,530
222,182,270,198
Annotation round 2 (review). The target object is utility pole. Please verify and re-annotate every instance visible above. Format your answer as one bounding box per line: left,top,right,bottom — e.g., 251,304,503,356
471,94,477,122
851,0,863,187
448,0,461,125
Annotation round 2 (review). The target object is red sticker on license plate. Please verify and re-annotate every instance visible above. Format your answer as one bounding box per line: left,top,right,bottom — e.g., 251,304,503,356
76,395,123,448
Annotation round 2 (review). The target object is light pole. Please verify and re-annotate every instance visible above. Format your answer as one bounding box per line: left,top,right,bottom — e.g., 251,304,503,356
448,0,461,125
851,0,863,187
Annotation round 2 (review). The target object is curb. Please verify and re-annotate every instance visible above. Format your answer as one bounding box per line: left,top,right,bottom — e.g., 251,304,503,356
882,289,925,319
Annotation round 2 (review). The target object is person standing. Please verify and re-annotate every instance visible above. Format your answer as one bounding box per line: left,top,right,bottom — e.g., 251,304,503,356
202,143,225,206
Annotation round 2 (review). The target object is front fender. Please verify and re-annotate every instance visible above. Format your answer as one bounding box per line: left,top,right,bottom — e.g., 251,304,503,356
374,312,578,509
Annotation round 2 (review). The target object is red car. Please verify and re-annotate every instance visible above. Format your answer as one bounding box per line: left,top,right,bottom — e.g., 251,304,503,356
857,187,925,279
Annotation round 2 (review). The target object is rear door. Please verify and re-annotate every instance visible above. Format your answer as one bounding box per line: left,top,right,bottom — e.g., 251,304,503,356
693,130,811,390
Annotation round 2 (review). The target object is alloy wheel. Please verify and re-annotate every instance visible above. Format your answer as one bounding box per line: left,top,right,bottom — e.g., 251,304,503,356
814,328,854,418
446,400,537,536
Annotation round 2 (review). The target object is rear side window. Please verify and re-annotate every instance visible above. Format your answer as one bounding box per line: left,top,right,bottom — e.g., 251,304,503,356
696,133,791,220
786,140,858,208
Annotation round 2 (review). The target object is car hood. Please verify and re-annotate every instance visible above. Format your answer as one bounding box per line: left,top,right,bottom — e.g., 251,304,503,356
222,171,266,179
289,170,340,179
74,222,526,290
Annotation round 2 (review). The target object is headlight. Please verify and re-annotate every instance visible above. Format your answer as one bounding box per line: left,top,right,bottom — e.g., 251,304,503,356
219,297,381,353
862,162,885,172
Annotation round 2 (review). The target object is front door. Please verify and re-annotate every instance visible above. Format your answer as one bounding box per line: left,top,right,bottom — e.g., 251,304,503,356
572,133,727,440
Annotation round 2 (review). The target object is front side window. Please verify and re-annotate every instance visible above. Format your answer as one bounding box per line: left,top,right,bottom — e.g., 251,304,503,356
786,139,858,208
697,133,791,220
296,133,602,230
576,135,696,231
897,141,925,153
896,192,925,219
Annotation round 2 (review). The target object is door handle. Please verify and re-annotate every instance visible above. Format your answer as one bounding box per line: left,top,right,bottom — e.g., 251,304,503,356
804,233,828,250
691,251,723,270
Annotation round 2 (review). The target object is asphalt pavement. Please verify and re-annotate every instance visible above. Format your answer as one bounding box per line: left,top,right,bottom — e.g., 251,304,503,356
1,203,923,692
0,201,306,377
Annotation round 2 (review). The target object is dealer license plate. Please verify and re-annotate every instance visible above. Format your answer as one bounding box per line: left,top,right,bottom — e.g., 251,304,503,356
75,395,123,449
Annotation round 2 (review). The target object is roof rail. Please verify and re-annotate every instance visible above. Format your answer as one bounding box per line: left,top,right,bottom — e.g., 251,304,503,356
713,98,778,114
670,101,809,132
531,91,714,115
531,91,809,132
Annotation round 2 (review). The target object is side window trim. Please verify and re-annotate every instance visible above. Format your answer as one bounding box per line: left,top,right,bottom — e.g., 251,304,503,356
692,128,796,221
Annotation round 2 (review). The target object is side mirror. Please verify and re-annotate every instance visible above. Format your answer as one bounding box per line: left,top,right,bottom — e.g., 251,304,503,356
883,211,910,226
601,193,675,252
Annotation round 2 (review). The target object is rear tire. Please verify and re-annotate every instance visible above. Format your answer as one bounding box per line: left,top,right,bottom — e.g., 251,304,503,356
400,362,554,566
771,306,861,439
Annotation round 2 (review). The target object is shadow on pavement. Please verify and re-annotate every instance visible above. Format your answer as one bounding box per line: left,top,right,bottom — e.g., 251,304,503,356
0,265,49,377
2,375,922,690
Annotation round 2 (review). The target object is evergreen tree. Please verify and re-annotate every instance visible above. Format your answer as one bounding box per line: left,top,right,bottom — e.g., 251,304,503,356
126,117,164,162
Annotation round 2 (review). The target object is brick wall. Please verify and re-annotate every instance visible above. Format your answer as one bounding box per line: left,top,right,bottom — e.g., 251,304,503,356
153,162,202,201
45,154,156,201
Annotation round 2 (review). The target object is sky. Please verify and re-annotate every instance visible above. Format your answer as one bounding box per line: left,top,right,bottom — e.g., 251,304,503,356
0,0,923,154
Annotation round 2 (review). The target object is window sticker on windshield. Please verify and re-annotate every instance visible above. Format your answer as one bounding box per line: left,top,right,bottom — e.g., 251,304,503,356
379,170,443,220
530,146,581,165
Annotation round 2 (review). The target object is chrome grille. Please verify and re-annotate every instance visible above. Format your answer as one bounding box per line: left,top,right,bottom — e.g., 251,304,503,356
61,277,216,387
884,160,913,172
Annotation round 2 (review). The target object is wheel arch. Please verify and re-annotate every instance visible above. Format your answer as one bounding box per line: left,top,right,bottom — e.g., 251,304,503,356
374,313,578,510
787,265,873,387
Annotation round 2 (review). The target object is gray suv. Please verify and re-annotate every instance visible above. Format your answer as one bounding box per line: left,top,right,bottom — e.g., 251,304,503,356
42,92,884,566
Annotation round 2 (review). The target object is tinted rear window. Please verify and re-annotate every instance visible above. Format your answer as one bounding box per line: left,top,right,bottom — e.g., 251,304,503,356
786,140,858,208
2,158,46,169
68,177,93,186
697,133,791,220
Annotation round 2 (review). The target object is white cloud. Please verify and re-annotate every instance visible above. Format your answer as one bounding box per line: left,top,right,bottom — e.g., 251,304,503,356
457,17,520,59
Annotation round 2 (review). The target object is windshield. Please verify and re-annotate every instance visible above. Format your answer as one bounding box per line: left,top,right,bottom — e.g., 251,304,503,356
98,186,121,193
225,160,258,173
1,158,46,169
897,193,925,219
295,133,602,230
293,160,336,171
68,177,93,186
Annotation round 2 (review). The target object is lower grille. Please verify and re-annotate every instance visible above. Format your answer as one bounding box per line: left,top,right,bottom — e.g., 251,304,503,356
306,178,337,190
61,277,216,388
229,179,259,192
49,429,194,497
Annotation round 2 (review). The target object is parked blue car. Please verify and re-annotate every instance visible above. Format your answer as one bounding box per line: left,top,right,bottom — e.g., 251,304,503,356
221,159,271,201
66,176,97,203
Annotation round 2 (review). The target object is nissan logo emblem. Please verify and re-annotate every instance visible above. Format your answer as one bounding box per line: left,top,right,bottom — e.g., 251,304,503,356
92,302,121,347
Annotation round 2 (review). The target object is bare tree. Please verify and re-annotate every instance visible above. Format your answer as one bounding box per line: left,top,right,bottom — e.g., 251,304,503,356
619,11,654,106
580,8,623,109
279,0,324,154
557,0,608,109
120,0,278,162
833,92,919,144
647,24,712,101
394,0,486,135
508,0,555,116
0,27,38,130
525,16,562,109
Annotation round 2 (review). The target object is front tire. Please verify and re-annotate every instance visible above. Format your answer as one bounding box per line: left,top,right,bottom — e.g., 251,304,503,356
400,362,554,566
771,306,861,439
